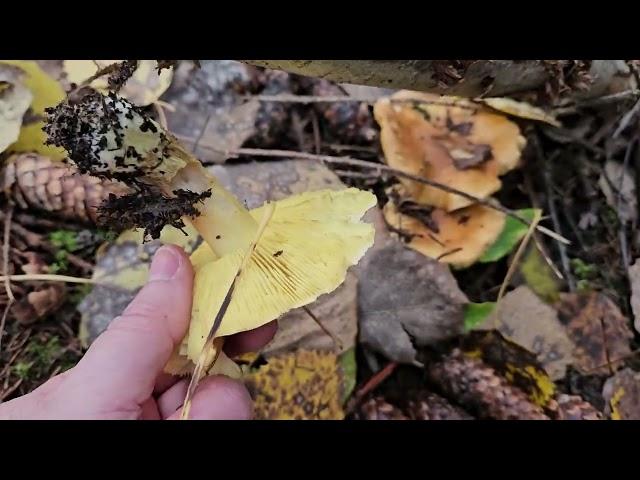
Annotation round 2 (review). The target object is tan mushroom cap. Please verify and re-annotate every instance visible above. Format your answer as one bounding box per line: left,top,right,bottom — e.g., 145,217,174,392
374,90,526,212
383,196,506,269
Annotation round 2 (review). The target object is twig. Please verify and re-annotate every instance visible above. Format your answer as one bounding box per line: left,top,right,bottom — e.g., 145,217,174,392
553,89,640,115
346,361,398,415
616,138,636,271
540,146,576,291
1,206,15,353
0,274,94,284
303,306,343,351
613,96,640,139
0,378,23,402
496,210,542,305
247,95,480,111
199,146,570,245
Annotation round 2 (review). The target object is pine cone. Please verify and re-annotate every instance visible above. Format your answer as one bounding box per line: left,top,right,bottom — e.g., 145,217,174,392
1,153,129,224
426,349,550,420
548,394,603,420
404,391,474,420
355,397,409,420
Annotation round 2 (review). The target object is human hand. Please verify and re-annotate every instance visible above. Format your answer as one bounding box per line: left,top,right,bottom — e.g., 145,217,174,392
0,245,276,420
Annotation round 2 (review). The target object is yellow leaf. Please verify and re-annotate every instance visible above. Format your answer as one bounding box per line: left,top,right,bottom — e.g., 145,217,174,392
63,60,173,106
245,349,345,420
0,60,66,159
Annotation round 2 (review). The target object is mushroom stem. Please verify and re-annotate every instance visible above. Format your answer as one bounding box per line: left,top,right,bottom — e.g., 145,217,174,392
169,161,258,256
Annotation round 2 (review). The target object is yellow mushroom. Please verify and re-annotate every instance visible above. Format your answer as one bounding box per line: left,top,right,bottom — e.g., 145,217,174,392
44,92,376,383
374,90,525,212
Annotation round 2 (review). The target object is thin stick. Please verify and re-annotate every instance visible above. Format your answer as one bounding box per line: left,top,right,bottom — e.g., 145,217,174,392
0,207,14,352
613,97,640,138
197,146,570,245
494,210,542,330
180,203,276,420
0,274,95,284
247,95,480,111
302,306,343,351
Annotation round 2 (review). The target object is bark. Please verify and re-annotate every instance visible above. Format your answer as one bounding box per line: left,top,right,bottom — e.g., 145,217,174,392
240,60,633,102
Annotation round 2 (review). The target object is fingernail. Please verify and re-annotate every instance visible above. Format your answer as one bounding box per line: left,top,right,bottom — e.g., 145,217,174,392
149,246,181,280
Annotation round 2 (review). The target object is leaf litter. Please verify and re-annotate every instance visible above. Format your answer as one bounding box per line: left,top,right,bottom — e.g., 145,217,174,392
1,59,640,420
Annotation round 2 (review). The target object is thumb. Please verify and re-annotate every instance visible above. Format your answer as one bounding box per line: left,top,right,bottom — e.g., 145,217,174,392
72,244,194,404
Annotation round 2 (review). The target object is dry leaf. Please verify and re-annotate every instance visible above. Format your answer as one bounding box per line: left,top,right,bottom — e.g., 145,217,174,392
245,349,345,419
478,97,562,127
0,60,66,159
374,90,525,211
548,394,602,420
557,292,634,375
12,284,66,325
63,60,173,106
383,195,506,268
602,368,640,420
358,241,467,364
0,64,32,153
482,286,576,380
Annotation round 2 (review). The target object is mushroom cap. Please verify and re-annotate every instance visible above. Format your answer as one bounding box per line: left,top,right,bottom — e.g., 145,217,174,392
374,90,526,212
184,187,376,361
383,196,506,269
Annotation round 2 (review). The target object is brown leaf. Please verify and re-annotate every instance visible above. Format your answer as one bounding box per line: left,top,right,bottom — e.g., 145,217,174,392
358,240,467,364
557,292,634,375
548,394,602,420
482,286,576,380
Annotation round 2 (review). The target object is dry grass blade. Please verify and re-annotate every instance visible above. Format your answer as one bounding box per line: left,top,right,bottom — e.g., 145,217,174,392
0,206,15,352
303,306,344,351
0,274,94,284
180,202,276,420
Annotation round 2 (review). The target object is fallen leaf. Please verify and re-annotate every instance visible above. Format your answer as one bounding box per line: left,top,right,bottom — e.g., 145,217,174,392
598,160,637,224
63,60,173,106
518,243,561,303
463,302,496,331
245,349,346,419
629,258,640,333
478,208,539,263
374,90,525,211
0,64,32,153
338,348,357,404
358,241,467,365
557,292,634,375
602,368,640,419
0,60,66,159
383,196,506,268
480,286,576,380
477,97,562,127
548,394,602,420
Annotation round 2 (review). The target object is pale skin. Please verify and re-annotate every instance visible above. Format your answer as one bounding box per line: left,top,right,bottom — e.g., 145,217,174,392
0,245,277,420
